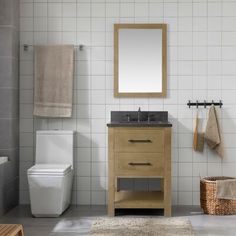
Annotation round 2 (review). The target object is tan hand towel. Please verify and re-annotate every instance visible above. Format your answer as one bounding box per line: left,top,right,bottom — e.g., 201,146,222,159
193,114,198,151
216,179,236,200
193,112,204,152
205,105,223,157
33,45,74,117
197,133,205,152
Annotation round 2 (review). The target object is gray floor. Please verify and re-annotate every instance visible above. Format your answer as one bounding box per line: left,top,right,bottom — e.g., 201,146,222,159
0,205,236,236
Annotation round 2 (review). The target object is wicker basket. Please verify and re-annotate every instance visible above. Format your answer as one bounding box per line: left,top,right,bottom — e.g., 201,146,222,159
200,176,236,215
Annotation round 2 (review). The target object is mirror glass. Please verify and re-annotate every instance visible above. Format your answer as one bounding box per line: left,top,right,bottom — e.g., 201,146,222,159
114,24,167,97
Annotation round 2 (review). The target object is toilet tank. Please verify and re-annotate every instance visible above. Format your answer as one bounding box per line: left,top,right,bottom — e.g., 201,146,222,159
35,130,75,168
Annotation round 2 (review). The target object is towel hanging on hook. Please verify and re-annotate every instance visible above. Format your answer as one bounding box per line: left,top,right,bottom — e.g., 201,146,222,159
193,110,204,152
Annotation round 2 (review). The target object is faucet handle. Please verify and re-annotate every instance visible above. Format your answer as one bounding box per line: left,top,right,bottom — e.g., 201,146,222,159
138,107,141,112
126,114,130,122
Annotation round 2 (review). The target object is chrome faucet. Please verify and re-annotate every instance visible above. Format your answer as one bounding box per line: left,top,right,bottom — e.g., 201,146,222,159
138,107,141,122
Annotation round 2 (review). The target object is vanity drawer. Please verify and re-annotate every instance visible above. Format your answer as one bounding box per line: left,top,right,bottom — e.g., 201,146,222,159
115,153,164,176
114,129,164,153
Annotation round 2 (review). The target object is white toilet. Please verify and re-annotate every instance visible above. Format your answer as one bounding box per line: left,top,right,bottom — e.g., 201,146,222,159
27,130,75,217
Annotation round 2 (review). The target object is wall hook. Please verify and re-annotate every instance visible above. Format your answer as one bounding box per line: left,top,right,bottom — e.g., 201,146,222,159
219,100,222,108
188,100,191,108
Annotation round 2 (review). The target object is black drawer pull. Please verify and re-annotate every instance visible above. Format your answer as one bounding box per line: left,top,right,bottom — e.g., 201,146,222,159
128,162,151,166
128,139,152,143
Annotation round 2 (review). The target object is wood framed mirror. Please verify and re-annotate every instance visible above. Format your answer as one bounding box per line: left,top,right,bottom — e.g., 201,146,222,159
114,24,167,98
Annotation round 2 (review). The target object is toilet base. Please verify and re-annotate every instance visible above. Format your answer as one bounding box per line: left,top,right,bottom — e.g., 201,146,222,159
28,170,73,217
33,214,60,218
32,203,70,218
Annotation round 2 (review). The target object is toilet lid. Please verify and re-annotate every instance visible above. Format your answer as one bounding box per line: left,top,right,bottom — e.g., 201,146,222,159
28,164,72,176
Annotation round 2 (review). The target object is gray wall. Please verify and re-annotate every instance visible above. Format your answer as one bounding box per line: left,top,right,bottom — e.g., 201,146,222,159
0,0,19,216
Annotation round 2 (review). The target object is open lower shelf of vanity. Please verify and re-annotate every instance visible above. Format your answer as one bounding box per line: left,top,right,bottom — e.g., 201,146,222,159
115,191,164,209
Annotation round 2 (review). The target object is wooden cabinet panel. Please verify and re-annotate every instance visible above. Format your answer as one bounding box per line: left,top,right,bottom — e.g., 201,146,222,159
108,127,171,217
115,153,164,176
114,129,164,153
115,191,164,209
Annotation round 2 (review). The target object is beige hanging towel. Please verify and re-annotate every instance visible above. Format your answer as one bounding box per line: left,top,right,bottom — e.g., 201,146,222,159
216,179,236,200
193,111,204,152
205,105,223,157
33,45,74,117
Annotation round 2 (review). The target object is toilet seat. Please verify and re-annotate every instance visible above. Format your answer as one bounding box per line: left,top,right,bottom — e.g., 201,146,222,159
28,164,72,176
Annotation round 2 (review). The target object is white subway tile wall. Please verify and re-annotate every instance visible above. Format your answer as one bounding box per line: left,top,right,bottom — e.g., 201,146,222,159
19,0,236,206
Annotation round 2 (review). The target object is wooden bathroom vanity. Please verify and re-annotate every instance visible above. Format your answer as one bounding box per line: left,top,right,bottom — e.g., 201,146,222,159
107,111,172,216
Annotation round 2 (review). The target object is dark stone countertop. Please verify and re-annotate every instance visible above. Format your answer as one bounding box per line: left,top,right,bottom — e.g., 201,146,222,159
107,121,172,127
107,111,172,127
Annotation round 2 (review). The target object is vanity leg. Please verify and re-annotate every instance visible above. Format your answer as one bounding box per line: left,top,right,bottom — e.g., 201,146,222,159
108,128,115,217
164,206,171,217
164,128,171,217
108,169,115,216
108,207,115,217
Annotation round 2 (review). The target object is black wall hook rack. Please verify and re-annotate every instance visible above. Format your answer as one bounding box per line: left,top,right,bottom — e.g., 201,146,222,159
187,100,223,108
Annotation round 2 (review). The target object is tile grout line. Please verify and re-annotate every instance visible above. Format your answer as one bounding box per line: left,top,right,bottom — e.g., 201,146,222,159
104,0,107,206
191,0,194,206
176,0,180,206
75,0,78,206
89,0,92,206
220,0,223,175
